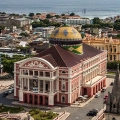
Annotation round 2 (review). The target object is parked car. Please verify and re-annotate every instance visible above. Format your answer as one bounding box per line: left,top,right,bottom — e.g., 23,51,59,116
8,87,14,94
104,95,108,99
2,91,9,97
92,109,99,113
101,88,106,92
86,110,97,116
79,96,87,100
110,82,114,86
8,89,14,94
95,93,100,98
84,95,88,98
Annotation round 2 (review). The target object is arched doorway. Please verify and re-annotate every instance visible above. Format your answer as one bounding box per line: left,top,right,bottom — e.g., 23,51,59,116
99,83,100,91
54,95,57,104
93,87,95,95
29,95,33,104
45,96,48,105
96,85,97,93
40,96,43,105
83,88,87,95
24,94,27,103
101,82,102,89
34,95,38,105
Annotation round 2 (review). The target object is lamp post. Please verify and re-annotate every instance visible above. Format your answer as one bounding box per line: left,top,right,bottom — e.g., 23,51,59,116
27,113,30,120
0,54,3,76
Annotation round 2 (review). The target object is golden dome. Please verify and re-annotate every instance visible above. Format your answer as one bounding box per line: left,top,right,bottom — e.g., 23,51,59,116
50,27,82,40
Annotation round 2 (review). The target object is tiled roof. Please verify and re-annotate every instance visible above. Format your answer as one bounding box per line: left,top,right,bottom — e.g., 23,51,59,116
36,43,102,67
41,54,57,67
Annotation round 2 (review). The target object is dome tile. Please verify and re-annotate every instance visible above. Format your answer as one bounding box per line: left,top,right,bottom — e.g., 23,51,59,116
50,27,82,40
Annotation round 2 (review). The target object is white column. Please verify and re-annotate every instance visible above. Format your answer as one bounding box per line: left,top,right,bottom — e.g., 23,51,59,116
14,64,16,96
48,95,54,106
28,70,29,75
56,79,59,102
33,70,35,76
39,80,41,91
22,78,23,89
38,80,40,92
20,78,21,89
51,72,53,78
50,72,52,78
68,80,72,103
50,81,52,93
43,72,45,77
52,81,54,93
19,90,23,102
43,80,45,93
20,69,22,75
28,79,29,91
38,71,40,77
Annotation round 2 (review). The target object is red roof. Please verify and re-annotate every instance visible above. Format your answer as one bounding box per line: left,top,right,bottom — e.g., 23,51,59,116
36,43,102,67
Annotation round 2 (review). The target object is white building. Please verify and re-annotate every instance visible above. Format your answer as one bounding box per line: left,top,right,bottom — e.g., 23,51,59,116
34,26,55,38
64,18,91,25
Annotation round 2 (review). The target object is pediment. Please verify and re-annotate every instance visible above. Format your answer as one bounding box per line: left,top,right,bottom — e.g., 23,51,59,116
22,60,50,69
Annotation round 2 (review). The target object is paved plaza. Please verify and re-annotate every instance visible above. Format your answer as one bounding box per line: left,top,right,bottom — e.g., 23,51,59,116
0,80,14,90
52,78,114,120
0,77,115,120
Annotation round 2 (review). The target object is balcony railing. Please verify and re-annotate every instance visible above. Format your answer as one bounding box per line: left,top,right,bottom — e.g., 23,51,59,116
23,89,57,94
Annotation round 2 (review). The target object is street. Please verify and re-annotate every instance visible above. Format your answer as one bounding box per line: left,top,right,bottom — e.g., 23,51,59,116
0,78,114,120
53,78,114,120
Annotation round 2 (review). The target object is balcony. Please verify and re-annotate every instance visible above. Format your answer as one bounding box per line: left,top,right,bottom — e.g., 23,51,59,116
23,88,58,95
19,74,57,80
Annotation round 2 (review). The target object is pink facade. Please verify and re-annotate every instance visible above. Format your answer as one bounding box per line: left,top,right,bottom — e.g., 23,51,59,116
14,49,107,106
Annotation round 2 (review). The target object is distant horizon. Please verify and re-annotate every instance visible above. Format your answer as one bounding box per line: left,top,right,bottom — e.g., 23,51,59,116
0,0,120,19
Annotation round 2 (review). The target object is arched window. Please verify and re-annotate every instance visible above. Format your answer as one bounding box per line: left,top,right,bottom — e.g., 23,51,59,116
62,95,65,103
62,84,65,90
113,104,116,108
62,71,66,74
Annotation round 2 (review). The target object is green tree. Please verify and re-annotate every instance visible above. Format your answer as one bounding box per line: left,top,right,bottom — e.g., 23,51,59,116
55,15,60,18
70,12,75,16
1,12,6,14
114,22,120,30
46,14,52,18
62,23,69,27
0,25,5,33
93,17,100,24
29,13,34,17
42,19,50,24
19,32,29,37
115,19,120,23
1,54,33,74
116,34,120,38
61,13,65,16
36,13,41,15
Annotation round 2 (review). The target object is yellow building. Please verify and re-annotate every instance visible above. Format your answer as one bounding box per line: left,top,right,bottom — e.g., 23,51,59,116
83,37,120,61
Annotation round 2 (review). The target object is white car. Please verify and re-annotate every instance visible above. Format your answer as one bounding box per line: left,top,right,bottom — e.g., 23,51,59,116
8,87,14,94
84,95,88,98
79,96,87,100
95,93,100,98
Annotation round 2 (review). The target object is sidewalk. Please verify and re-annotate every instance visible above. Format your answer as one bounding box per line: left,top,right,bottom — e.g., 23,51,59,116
59,112,70,120
71,77,114,108
0,80,14,90
71,96,94,108
12,101,61,110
